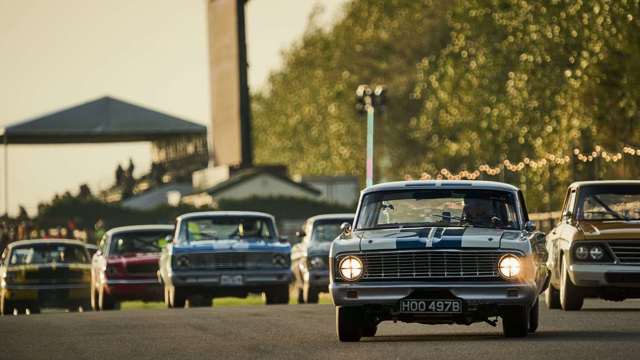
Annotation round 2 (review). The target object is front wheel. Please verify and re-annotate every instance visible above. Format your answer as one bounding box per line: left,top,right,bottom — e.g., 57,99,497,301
1,294,14,316
501,306,529,338
560,257,583,311
528,300,539,333
304,284,319,304
165,286,187,308
336,306,363,342
265,285,289,305
98,286,120,311
544,284,561,309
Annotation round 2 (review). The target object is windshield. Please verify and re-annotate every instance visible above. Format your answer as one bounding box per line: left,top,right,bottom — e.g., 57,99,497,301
356,189,520,230
311,219,352,242
9,243,89,265
577,185,640,221
182,217,276,242
110,230,172,255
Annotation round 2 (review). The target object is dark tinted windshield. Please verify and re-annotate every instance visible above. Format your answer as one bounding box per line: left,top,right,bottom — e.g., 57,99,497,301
577,185,640,221
10,243,89,265
109,230,172,255
356,189,520,230
311,219,352,242
182,217,275,241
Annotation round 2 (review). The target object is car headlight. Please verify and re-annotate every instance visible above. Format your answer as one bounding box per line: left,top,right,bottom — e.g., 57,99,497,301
590,246,604,261
498,254,521,279
176,255,191,269
309,256,326,269
338,255,363,281
575,246,589,260
273,254,289,268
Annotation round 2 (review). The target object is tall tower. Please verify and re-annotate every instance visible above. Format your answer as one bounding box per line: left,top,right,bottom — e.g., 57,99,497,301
207,0,252,168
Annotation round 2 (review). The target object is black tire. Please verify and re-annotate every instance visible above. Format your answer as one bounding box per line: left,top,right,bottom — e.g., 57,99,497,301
528,299,539,333
544,284,561,309
1,294,13,316
188,295,211,308
98,286,119,311
361,317,378,337
28,302,41,315
166,286,187,308
502,306,529,338
560,257,583,311
336,306,363,342
296,286,304,304
304,285,319,304
266,285,290,305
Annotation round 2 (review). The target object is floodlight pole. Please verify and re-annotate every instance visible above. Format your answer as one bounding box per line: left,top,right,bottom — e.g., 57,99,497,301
366,105,375,188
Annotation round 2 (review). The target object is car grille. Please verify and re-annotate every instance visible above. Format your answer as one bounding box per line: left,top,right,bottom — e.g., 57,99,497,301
178,252,275,270
340,250,505,281
608,241,640,264
126,262,158,274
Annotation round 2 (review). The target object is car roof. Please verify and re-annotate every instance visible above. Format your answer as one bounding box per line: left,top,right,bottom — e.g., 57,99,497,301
106,224,175,236
7,238,87,249
570,180,640,188
306,213,355,223
177,211,275,221
363,180,519,194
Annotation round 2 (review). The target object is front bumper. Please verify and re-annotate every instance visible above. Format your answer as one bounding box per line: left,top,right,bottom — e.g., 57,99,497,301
3,284,90,303
305,269,330,289
330,281,537,307
570,263,640,287
105,278,162,300
168,269,292,287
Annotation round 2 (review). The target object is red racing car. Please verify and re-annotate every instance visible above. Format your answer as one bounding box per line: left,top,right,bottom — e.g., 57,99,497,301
91,225,173,310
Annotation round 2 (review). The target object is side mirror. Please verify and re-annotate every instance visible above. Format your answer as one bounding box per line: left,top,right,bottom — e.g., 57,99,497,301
524,221,537,232
279,236,289,244
340,222,352,237
295,230,306,238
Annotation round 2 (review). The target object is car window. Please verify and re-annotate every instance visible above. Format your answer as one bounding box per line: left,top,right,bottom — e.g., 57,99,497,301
577,185,640,221
311,219,351,242
109,230,172,255
182,217,276,242
357,189,520,230
9,243,89,265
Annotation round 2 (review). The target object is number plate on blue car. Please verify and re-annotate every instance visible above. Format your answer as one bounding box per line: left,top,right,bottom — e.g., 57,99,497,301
399,299,462,314
220,275,244,286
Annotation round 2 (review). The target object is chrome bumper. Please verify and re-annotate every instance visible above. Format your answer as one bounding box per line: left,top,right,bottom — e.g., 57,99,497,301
330,281,537,307
570,264,640,287
305,269,329,288
169,269,292,287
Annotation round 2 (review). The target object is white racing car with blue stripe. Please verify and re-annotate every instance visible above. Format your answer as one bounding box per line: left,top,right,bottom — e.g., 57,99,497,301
330,180,549,341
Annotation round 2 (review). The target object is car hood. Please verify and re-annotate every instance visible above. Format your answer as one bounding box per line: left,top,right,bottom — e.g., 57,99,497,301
172,239,290,254
307,242,332,256
577,221,640,240
358,227,518,251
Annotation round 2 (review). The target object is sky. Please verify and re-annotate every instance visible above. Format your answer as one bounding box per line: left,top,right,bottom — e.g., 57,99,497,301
0,0,346,216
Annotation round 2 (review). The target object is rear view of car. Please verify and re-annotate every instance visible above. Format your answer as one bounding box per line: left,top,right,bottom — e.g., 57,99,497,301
0,239,91,315
91,225,174,310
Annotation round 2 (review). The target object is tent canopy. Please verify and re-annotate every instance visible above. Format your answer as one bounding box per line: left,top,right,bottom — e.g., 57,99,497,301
0,96,206,144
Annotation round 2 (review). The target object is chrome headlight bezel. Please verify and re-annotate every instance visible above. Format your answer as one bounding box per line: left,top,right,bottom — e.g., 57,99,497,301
572,243,612,262
498,254,522,280
337,255,364,281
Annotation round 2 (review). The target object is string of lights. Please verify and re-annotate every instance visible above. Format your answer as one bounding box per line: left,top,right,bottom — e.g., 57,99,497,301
408,145,640,181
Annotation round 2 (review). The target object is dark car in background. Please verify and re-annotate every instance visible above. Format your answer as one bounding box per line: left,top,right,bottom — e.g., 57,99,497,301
159,211,291,308
91,225,174,310
292,213,354,303
1,239,92,315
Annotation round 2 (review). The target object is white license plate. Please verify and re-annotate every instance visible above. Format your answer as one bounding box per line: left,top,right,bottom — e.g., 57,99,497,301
220,275,244,286
399,299,462,314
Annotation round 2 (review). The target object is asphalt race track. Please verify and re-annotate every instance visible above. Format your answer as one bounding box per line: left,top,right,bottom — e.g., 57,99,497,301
1,299,640,360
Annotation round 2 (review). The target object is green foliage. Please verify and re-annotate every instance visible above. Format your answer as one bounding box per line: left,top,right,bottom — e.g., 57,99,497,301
253,0,640,212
